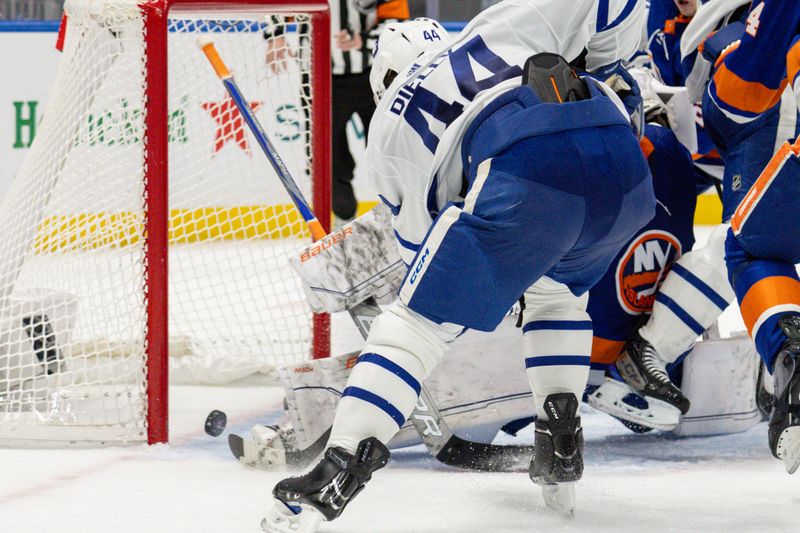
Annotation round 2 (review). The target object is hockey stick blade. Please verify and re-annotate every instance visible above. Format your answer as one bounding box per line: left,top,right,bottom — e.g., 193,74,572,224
435,438,533,472
228,433,245,459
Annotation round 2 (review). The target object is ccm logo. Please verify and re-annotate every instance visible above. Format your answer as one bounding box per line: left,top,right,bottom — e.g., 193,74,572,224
409,248,430,285
300,226,353,262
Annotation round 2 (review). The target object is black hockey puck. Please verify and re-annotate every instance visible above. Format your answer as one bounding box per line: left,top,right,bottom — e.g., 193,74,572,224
204,409,227,437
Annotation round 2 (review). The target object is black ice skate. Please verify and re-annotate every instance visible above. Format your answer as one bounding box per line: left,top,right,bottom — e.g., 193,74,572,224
615,331,690,415
756,361,775,421
529,393,583,517
768,315,800,474
262,437,390,533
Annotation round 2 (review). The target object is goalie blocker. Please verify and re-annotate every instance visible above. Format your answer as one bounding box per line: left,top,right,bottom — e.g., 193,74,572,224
288,203,405,313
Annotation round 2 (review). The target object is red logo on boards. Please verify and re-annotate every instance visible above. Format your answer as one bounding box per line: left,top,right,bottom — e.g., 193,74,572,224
201,96,262,155
615,230,682,315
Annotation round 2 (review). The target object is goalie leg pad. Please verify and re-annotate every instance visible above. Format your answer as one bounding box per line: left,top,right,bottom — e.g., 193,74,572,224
674,335,762,437
522,277,592,420
327,301,459,452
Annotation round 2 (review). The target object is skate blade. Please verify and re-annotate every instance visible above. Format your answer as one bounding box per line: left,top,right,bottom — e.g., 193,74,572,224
261,499,324,533
588,379,680,431
541,483,575,518
776,426,800,474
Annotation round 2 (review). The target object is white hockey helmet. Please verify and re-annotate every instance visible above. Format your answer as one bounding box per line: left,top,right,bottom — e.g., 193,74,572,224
369,18,450,104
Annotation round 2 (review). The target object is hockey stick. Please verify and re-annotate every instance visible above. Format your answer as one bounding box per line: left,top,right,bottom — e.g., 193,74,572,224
197,38,326,241
198,40,533,472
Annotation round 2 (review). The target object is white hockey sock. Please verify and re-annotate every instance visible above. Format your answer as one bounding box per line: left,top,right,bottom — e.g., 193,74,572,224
522,277,591,420
640,223,735,363
328,302,459,453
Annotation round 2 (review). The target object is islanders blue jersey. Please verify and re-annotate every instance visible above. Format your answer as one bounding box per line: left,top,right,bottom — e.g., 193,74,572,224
709,0,800,122
693,115,724,187
587,124,697,363
647,0,679,37
650,14,693,86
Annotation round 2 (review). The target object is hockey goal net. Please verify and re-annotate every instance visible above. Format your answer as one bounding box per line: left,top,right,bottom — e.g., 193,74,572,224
0,0,331,446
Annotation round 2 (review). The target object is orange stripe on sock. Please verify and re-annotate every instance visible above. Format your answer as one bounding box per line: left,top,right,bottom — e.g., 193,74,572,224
591,337,625,364
712,62,788,115
740,276,800,337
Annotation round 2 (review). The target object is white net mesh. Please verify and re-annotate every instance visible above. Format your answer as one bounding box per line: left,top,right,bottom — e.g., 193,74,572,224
0,0,325,445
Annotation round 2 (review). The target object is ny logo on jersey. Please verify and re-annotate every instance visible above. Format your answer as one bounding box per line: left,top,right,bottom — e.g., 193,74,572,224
615,230,682,315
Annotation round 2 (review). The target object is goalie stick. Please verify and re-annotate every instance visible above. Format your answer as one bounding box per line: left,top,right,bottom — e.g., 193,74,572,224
198,40,534,472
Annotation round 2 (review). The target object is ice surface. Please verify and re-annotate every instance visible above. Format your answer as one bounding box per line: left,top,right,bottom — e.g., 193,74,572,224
1,380,796,532
2,226,798,532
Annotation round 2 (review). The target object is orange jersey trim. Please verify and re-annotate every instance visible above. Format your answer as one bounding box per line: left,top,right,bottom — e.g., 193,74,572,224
713,40,740,69
698,30,717,55
591,337,625,364
788,39,800,84
713,61,788,115
377,0,409,20
693,148,722,161
640,136,655,159
732,138,800,233
664,15,692,35
740,276,800,336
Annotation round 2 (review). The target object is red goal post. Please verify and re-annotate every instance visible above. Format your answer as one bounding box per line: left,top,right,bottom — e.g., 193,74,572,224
143,0,332,444
0,0,331,447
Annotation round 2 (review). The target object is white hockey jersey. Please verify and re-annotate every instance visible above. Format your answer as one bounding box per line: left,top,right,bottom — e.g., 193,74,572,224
366,0,646,263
